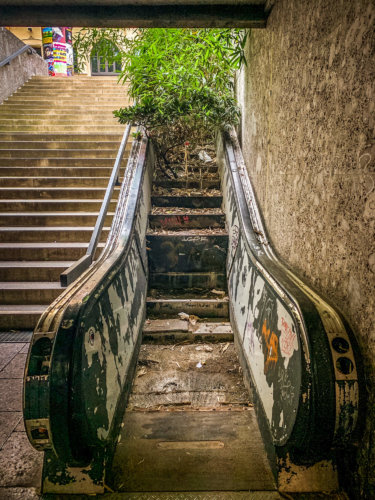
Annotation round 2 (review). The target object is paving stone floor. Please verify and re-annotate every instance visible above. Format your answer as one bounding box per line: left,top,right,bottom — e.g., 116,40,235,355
0,341,42,499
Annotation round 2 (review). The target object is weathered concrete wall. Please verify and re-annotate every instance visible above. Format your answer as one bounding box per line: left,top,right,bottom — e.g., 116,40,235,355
0,27,47,103
236,0,375,497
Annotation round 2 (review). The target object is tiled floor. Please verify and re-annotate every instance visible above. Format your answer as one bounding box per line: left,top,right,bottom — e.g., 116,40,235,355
0,342,42,499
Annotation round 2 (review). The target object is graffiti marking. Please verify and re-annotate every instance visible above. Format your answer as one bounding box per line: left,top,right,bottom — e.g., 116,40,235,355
262,319,278,374
279,316,298,368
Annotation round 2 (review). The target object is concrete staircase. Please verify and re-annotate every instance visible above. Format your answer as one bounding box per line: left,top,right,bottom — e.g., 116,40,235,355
0,75,130,330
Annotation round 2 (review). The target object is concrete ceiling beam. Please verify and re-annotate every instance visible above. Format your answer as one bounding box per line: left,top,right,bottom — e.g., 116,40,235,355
0,3,269,28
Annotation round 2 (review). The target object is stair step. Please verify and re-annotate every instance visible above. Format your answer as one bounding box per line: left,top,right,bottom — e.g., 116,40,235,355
149,272,227,290
152,195,222,208
0,158,120,167
148,288,228,299
0,226,110,243
0,242,104,260
143,319,233,342
0,109,124,116
172,164,218,173
0,116,122,124
0,304,47,330
21,85,125,90
0,187,120,199
149,213,225,230
154,179,220,189
0,149,123,159
0,104,127,112
0,199,117,212
0,212,114,226
0,281,63,305
4,96,127,103
0,261,73,281
0,177,114,188
0,126,125,133
0,167,114,177
0,141,121,150
15,90,127,95
0,133,122,141
147,233,228,273
146,298,229,318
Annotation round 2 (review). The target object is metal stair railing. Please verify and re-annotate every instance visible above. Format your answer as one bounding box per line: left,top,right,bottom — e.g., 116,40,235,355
60,123,132,287
0,44,38,68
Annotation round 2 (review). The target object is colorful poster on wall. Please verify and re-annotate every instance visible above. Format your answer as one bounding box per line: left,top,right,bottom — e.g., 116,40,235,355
42,27,53,44
42,27,73,77
65,28,72,45
52,27,65,43
43,43,53,60
66,44,74,76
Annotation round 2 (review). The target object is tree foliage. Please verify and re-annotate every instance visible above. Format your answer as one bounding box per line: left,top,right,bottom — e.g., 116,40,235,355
73,28,127,72
74,28,247,176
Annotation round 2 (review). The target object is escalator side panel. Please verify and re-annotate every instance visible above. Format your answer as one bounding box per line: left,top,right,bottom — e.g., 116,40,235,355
219,150,304,448
72,167,152,453
23,137,152,493
217,130,362,465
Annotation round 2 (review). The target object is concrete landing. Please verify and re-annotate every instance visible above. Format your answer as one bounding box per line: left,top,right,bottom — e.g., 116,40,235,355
108,343,276,493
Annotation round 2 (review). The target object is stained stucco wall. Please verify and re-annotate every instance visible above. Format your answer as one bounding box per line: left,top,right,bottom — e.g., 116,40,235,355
236,0,375,497
0,27,47,103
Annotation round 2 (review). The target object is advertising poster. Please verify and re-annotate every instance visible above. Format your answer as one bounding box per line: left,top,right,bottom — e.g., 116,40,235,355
43,43,53,60
47,60,55,77
42,27,53,44
53,42,67,76
65,28,72,45
52,27,65,43
53,43,67,63
42,27,73,77
66,44,74,76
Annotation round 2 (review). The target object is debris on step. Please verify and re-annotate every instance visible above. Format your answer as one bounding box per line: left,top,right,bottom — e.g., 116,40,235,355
152,186,222,197
198,151,213,163
195,345,214,352
178,312,200,325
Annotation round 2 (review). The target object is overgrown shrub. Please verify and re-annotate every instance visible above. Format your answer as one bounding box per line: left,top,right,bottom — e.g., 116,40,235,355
75,28,247,176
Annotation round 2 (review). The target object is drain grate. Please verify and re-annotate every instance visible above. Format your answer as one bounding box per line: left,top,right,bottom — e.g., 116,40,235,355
0,331,33,342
